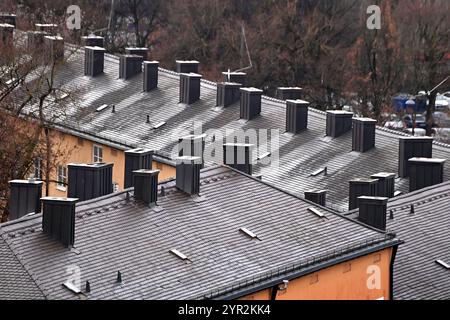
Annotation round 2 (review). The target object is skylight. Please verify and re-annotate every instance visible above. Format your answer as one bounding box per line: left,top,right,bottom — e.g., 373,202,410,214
96,104,109,112
63,281,81,294
308,207,325,218
240,227,258,239
311,167,327,177
170,249,188,261
436,260,450,269
153,122,167,129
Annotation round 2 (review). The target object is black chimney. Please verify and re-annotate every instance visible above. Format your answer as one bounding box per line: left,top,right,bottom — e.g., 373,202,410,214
222,71,247,85
124,148,154,189
27,31,47,50
223,143,254,175
216,82,242,108
81,35,104,47
119,54,143,80
409,158,446,192
179,73,202,104
326,111,353,138
41,197,78,247
398,137,433,178
176,60,199,74
132,169,159,205
67,163,114,201
352,118,376,152
126,47,149,61
44,35,64,61
349,178,379,210
358,196,388,231
286,99,309,134
178,135,205,165
240,88,263,121
84,46,105,77
176,156,202,195
277,87,303,101
304,189,327,207
370,172,396,198
8,180,43,220
143,61,159,92
0,13,17,27
0,23,14,46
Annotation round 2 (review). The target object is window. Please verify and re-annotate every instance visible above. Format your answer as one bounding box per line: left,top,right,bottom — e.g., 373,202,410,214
93,145,103,163
33,158,42,180
57,165,67,190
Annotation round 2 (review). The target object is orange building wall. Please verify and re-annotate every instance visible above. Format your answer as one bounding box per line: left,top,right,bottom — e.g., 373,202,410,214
240,248,393,301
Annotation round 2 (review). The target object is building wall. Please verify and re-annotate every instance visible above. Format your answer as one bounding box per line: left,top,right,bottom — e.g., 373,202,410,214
239,247,393,300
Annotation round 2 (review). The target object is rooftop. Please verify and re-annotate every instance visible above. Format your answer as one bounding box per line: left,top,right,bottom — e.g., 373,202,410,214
0,166,399,300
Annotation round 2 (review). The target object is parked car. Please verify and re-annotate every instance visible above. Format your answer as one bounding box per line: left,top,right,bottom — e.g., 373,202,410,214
432,111,450,127
403,114,428,129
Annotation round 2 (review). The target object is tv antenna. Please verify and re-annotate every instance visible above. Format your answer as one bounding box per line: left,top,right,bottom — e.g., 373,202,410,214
225,22,253,81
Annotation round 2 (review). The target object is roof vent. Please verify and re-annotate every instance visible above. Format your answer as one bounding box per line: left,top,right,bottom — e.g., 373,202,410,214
216,82,242,108
408,158,446,192
170,249,188,261
176,156,202,195
81,35,104,47
277,87,303,101
308,207,326,218
8,180,43,221
240,87,263,121
398,137,433,178
67,163,114,201
286,99,309,134
239,227,258,239
124,148,154,188
436,260,450,270
84,46,106,77
44,35,64,62
223,143,254,175
349,178,378,210
358,196,388,231
0,13,17,27
304,190,327,207
352,118,376,152
119,54,143,80
326,111,353,138
125,47,149,60
41,197,78,247
179,73,202,104
133,169,160,205
370,172,396,198
223,71,247,85
143,61,159,92
176,60,199,74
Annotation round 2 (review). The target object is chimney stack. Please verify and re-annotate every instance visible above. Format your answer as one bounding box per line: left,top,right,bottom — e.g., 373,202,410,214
370,172,396,198
349,178,378,210
35,23,58,34
176,60,199,74
176,157,202,195
240,88,263,121
8,180,43,221
41,197,78,247
124,148,154,189
0,23,14,46
44,35,64,62
223,143,254,175
132,169,160,205
179,73,202,104
84,46,106,77
277,87,303,101
358,196,388,231
326,111,353,138
0,13,17,27
409,158,446,192
398,137,433,178
352,118,376,152
222,71,247,85
119,54,143,80
216,82,241,108
81,35,104,47
126,47,149,61
178,135,205,165
143,61,159,92
286,100,309,134
67,163,114,201
304,190,327,207
27,31,47,50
